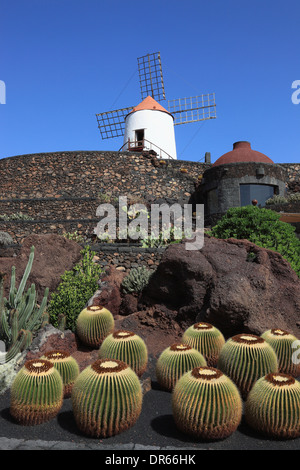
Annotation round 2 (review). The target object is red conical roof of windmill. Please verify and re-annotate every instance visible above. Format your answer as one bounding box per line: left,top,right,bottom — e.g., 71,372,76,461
130,95,171,115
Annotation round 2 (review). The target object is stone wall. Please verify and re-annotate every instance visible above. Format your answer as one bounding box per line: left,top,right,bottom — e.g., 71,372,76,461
280,164,300,192
0,150,210,241
0,241,166,273
90,243,166,273
0,150,299,242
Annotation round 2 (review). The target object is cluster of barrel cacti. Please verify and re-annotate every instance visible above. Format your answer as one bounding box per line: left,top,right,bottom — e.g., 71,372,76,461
8,301,300,442
0,246,49,364
157,323,300,441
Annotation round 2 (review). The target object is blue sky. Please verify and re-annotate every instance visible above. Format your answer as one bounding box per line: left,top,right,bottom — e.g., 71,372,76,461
1,0,299,164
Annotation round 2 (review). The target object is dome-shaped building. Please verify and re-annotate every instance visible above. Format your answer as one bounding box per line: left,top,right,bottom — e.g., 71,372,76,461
199,141,287,225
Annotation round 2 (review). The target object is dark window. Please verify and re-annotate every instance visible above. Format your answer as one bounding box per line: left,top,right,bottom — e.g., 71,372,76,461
240,184,275,207
135,129,144,146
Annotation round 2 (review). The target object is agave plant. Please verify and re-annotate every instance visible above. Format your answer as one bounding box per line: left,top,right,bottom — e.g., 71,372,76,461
71,358,142,438
10,359,63,425
245,372,300,439
98,330,148,376
172,366,243,440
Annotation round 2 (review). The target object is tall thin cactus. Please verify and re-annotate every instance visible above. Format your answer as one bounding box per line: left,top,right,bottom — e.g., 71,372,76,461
0,246,49,363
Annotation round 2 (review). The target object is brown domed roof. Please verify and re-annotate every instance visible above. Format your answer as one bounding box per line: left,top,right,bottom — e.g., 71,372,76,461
212,141,274,167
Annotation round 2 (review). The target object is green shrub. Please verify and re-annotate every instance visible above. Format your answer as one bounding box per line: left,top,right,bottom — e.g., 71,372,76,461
266,192,300,205
210,205,300,277
48,246,104,332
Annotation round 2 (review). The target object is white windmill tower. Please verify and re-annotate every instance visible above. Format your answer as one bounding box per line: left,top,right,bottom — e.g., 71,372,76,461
96,52,216,160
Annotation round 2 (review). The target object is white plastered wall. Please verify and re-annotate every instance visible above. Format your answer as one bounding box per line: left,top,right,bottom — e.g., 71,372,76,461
123,109,177,159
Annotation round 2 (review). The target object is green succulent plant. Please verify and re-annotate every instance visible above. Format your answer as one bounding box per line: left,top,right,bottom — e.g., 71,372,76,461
75,305,114,348
71,358,142,438
182,322,225,366
0,246,49,363
41,350,80,397
98,330,148,377
261,328,300,377
172,366,243,440
156,343,207,392
217,334,278,399
245,372,300,439
121,266,152,294
10,359,63,425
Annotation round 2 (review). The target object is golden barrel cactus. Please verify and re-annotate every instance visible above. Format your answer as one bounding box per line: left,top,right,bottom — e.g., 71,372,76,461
98,330,148,376
75,305,114,348
156,343,207,392
217,334,278,399
10,359,63,425
245,372,300,439
41,350,80,397
182,322,225,366
71,358,142,438
261,328,300,377
172,366,243,440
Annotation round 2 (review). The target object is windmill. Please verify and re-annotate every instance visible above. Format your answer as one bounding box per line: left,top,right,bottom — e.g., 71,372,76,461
95,52,216,159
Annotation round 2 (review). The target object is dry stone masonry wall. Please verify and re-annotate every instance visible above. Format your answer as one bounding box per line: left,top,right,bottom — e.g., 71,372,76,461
0,150,299,244
0,150,210,242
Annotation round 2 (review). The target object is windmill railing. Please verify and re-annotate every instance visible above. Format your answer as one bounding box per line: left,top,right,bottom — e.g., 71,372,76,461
119,138,175,159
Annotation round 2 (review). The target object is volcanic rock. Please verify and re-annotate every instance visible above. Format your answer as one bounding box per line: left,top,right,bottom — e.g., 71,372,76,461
89,265,127,316
139,235,300,338
0,234,82,302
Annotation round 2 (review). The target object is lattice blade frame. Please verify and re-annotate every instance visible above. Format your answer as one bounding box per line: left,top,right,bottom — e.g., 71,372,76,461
137,52,166,101
95,107,133,139
167,93,216,125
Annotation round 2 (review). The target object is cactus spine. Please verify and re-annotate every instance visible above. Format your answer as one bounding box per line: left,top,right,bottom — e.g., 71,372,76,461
172,366,242,440
261,329,300,377
71,358,142,438
75,305,114,348
98,330,148,376
217,334,278,399
0,246,49,363
182,322,225,366
245,373,300,439
156,343,207,392
41,350,80,397
10,359,63,425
